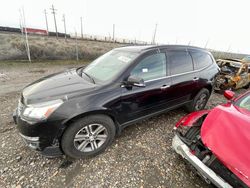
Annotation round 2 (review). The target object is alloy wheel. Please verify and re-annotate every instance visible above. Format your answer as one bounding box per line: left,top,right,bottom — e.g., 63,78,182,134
73,124,108,153
195,93,207,110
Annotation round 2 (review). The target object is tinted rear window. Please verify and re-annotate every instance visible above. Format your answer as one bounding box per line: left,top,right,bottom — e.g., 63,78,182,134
190,51,213,70
168,50,193,75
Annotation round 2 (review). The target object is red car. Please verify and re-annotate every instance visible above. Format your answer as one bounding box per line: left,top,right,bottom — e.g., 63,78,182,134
172,90,250,188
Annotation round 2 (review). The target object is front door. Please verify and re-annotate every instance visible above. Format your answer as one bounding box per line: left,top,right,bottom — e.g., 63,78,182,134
118,51,172,125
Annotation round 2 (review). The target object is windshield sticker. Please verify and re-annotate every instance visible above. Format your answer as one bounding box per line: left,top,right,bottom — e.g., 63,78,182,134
142,68,148,73
118,56,131,63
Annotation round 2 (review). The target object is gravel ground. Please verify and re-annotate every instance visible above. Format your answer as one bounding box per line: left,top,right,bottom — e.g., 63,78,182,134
0,62,247,188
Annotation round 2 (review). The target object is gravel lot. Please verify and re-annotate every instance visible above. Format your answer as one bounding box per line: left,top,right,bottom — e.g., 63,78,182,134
0,62,247,188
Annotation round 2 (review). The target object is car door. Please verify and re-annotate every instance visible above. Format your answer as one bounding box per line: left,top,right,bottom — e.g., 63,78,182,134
189,49,216,90
166,48,199,106
118,50,172,125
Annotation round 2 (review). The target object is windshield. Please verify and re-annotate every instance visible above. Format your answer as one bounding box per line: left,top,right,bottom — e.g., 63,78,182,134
235,93,250,111
83,50,138,82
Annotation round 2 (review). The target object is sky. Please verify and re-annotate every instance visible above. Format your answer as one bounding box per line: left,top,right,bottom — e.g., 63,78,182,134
1,0,250,54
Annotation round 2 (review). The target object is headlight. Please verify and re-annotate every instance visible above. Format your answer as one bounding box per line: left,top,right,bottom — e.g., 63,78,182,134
22,99,63,121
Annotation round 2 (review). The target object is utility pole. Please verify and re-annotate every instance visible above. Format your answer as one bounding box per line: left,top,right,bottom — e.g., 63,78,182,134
50,5,58,39
204,39,209,49
62,14,67,41
80,17,83,38
152,23,158,45
112,24,115,42
19,9,23,35
21,7,31,62
44,9,49,35
75,31,79,61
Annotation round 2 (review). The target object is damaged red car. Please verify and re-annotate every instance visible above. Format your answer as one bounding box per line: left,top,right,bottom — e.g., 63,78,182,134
172,90,250,188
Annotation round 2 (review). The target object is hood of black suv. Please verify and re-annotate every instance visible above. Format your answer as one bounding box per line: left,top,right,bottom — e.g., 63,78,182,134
22,69,96,104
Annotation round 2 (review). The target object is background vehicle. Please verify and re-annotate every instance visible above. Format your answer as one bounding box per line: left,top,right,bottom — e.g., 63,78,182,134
215,57,250,92
172,90,250,188
13,45,219,159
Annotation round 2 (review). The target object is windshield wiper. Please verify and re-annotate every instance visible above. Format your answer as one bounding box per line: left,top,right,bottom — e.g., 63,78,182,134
82,71,95,84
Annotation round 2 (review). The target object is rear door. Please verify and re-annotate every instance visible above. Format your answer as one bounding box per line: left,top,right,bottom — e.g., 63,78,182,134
189,49,216,89
166,48,199,105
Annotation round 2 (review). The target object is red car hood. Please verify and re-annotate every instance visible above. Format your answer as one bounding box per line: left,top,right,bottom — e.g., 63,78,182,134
201,104,250,186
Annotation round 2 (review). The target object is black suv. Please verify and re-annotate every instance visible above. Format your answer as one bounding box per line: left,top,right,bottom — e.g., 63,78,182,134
13,45,220,158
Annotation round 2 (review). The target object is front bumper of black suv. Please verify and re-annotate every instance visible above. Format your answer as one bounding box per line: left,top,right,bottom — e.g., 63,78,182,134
13,108,63,157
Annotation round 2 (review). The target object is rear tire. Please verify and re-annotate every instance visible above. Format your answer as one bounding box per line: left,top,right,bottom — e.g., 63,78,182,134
185,88,210,112
243,83,250,89
61,115,116,159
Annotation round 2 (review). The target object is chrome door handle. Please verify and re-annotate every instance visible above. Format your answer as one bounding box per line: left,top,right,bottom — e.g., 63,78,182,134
193,77,199,81
161,85,170,90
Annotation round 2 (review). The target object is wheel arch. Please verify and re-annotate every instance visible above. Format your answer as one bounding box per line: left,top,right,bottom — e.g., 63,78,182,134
191,84,212,100
204,84,213,94
58,110,121,139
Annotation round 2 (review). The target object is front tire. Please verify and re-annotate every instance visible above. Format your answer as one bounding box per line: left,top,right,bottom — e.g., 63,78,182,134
61,115,116,159
185,88,210,112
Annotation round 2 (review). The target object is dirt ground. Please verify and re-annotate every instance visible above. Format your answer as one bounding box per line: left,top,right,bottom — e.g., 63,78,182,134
0,61,247,188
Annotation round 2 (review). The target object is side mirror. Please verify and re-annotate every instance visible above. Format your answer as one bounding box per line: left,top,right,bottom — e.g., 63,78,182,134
126,75,145,87
224,90,235,100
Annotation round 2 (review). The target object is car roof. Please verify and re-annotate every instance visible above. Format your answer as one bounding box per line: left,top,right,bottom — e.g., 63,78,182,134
115,45,207,53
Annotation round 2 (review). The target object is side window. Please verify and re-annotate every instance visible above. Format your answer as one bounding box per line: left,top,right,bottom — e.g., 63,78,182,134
190,51,213,70
168,50,193,75
130,53,166,81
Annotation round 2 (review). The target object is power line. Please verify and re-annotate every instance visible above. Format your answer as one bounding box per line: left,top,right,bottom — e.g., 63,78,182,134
44,9,49,35
50,4,58,39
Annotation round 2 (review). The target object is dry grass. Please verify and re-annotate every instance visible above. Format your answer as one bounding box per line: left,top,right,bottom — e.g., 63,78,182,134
0,33,124,61
0,32,248,62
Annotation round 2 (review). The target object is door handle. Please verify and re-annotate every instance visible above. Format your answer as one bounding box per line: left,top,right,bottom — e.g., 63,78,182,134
193,77,199,81
161,85,170,90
